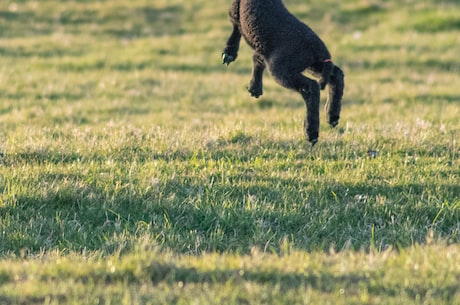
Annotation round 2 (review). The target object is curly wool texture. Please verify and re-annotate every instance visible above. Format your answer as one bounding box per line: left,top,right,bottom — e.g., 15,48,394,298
223,0,344,144
236,0,331,65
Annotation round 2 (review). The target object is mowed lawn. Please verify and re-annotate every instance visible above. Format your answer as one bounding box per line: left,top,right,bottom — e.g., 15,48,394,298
0,0,459,304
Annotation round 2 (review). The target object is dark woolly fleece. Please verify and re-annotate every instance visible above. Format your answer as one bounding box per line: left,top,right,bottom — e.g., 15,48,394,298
223,0,344,144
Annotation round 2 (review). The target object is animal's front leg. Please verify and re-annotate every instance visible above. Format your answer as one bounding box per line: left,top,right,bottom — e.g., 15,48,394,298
248,53,265,98
326,65,344,127
222,25,241,65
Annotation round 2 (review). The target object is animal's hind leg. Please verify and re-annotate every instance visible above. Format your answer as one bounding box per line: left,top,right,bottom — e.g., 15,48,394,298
271,69,321,144
248,52,265,98
319,60,334,90
326,65,344,127
308,63,344,127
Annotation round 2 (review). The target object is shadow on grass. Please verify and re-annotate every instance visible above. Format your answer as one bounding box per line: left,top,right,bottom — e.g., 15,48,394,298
407,13,460,33
345,58,460,73
0,5,184,38
381,94,460,105
50,57,251,75
1,136,459,257
0,45,86,58
1,257,458,303
103,6,185,38
333,2,387,31
145,263,459,301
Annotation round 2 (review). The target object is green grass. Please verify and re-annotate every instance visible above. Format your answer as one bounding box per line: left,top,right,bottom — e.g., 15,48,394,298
1,243,459,304
0,0,459,304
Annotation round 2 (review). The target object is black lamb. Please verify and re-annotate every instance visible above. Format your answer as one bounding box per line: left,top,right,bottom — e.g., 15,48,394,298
222,0,344,145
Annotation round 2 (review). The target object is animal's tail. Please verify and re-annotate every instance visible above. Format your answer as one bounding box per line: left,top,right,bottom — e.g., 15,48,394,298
319,59,334,90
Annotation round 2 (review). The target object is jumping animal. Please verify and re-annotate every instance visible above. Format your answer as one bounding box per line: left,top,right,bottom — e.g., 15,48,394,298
222,0,344,145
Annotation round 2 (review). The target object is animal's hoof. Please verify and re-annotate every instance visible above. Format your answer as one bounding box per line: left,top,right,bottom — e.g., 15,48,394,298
222,53,235,66
310,138,318,146
248,88,263,98
329,120,339,128
329,117,339,128
248,80,263,98
306,129,319,146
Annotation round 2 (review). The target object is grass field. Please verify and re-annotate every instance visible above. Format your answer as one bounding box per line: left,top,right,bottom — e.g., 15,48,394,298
0,0,459,304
